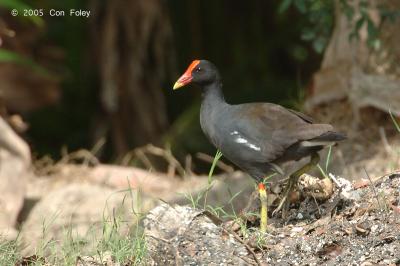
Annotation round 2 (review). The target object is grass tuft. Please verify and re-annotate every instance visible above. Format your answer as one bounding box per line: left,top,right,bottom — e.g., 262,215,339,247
0,187,147,265
0,239,20,265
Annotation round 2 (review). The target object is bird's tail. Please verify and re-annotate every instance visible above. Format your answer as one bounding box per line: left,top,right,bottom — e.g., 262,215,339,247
300,131,346,147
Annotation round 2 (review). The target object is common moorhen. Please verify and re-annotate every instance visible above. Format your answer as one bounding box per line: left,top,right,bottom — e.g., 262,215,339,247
173,60,345,232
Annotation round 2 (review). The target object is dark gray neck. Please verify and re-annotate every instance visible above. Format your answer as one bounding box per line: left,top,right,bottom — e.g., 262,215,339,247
199,80,227,147
201,80,226,106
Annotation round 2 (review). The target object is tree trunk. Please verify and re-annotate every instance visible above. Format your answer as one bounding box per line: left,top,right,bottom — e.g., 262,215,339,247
90,0,176,157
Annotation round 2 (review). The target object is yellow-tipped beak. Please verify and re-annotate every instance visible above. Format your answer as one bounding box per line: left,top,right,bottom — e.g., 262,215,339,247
172,60,200,91
173,81,184,90
172,73,192,90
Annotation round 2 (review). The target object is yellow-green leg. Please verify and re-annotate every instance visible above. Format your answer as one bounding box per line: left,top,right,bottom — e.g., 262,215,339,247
258,183,268,233
272,153,320,217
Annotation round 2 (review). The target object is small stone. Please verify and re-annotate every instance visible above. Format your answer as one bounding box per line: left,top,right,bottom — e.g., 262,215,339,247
370,224,379,233
291,227,303,233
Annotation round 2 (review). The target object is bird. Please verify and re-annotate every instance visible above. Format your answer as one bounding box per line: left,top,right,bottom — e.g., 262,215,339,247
173,60,345,232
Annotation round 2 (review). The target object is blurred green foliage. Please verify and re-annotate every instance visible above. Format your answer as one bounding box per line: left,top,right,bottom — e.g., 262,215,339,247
279,0,400,52
0,48,49,75
0,0,45,69
0,0,44,26
279,0,334,53
342,0,400,49
0,0,94,157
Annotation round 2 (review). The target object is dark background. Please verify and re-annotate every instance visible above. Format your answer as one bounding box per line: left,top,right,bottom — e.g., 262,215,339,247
0,0,335,172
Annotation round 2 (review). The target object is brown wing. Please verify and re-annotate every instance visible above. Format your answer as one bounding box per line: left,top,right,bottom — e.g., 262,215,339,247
287,108,314,123
227,103,333,163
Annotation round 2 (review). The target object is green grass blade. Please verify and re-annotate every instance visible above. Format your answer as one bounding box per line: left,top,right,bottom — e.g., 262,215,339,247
389,109,400,133
317,164,328,179
208,150,223,184
202,150,223,209
325,145,332,173
262,173,277,183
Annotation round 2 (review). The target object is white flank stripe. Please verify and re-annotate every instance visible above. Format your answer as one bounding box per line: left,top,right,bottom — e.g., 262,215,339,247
248,143,261,151
236,137,248,144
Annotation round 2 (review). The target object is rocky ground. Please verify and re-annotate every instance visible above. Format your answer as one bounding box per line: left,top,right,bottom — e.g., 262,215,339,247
254,172,400,265
141,171,400,266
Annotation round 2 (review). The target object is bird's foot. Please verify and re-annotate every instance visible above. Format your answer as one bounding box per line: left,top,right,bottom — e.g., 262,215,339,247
273,153,320,218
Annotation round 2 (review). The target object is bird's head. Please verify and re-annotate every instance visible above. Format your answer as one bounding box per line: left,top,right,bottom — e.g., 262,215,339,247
173,60,219,90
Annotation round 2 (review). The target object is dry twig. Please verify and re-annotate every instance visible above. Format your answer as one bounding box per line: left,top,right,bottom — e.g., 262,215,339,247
363,167,383,210
121,144,186,178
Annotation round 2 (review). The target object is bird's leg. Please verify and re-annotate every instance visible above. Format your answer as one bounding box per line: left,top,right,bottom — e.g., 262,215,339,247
272,153,320,217
258,183,268,233
278,177,296,218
